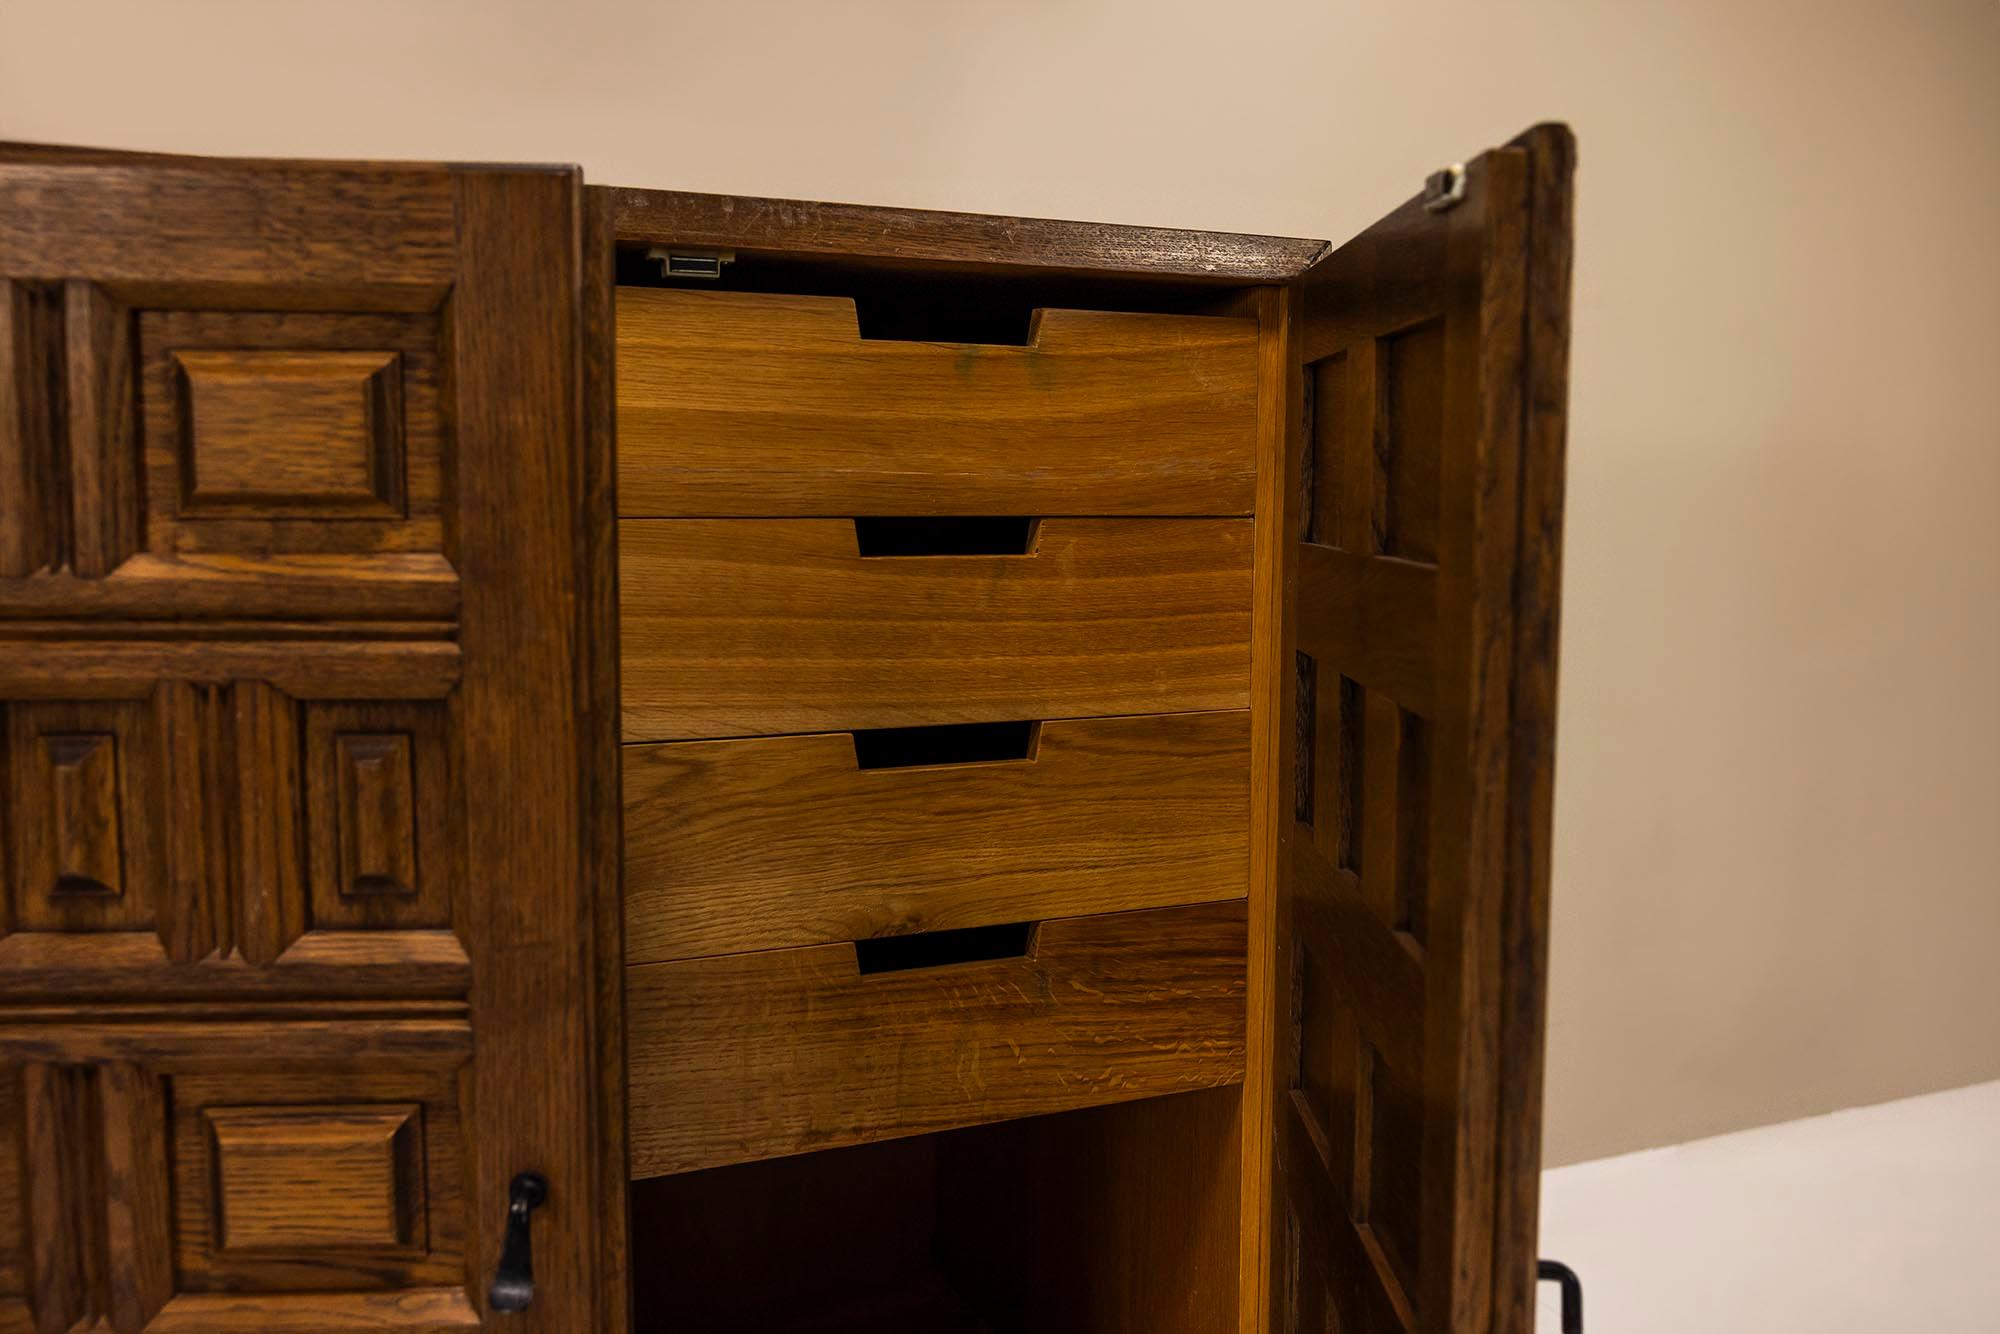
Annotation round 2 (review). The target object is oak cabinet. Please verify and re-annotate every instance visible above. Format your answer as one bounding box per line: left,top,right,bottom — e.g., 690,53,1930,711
0,124,1573,1333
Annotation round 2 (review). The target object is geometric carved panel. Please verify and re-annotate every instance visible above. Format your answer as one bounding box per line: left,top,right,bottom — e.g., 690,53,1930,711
335,734,418,897
139,310,444,557
306,701,453,930
5,699,160,933
42,733,123,897
173,1063,463,1295
174,349,405,518
206,1103,424,1253
0,1015,473,1327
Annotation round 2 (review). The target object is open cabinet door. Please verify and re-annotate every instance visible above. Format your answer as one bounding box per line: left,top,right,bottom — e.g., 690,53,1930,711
1271,125,1574,1334
0,145,618,1330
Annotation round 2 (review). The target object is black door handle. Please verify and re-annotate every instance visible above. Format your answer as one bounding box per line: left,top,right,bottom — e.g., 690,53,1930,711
488,1172,549,1313
1538,1258,1583,1334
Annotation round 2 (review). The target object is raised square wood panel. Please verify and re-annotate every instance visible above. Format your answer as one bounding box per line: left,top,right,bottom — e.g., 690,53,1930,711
174,348,405,518
142,311,440,556
619,517,1252,740
625,899,1248,1176
624,710,1250,962
616,287,1259,516
1272,127,1572,1334
205,1103,423,1253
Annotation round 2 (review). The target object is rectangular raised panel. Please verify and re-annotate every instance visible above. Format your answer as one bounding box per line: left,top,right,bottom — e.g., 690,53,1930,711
174,349,404,518
6,700,158,932
306,702,452,930
624,710,1251,961
205,1104,422,1252
138,310,445,561
165,1034,467,1296
625,899,1247,1176
616,287,1259,516
335,734,418,897
1380,319,1444,562
619,517,1252,740
42,733,123,896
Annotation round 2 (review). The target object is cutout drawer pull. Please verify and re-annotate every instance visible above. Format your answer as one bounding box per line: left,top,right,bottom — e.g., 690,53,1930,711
854,921,1038,975
853,516,1038,556
851,720,1040,770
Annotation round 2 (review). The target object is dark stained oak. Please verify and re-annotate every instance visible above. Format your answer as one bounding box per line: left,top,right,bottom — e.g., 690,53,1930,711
1269,124,1573,1334
0,147,618,1333
601,184,1328,283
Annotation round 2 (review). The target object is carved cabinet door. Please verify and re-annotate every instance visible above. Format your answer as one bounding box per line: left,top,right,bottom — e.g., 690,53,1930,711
1271,126,1574,1334
0,147,614,1331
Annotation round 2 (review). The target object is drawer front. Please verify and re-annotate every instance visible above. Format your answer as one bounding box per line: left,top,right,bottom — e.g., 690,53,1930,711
625,900,1246,1176
615,288,1259,516
624,710,1250,962
619,518,1252,740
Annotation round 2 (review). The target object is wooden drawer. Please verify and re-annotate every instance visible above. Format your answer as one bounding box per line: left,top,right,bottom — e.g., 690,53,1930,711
619,517,1252,740
615,287,1259,516
624,710,1249,962
625,900,1246,1176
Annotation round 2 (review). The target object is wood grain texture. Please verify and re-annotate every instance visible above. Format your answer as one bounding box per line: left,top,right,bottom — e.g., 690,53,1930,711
141,309,444,558
602,184,1328,283
615,287,1258,516
65,280,142,578
937,1087,1243,1334
449,164,608,1331
0,147,617,1331
0,553,459,622
623,710,1249,961
1489,121,1576,1334
203,1104,423,1252
625,900,1248,1176
1268,126,1572,1334
143,1289,479,1330
1235,281,1292,1334
580,182,633,1334
0,159,455,303
619,517,1252,739
0,930,469,999
173,349,404,517
0,279,63,577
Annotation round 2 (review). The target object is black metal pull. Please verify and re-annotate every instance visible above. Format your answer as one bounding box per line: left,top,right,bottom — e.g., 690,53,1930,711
1538,1258,1584,1334
488,1172,548,1313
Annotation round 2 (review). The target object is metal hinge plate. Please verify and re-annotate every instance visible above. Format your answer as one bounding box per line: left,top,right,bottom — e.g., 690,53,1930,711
1423,163,1467,213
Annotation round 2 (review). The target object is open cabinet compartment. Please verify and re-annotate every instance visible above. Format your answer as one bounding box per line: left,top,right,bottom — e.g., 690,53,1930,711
628,1087,1243,1334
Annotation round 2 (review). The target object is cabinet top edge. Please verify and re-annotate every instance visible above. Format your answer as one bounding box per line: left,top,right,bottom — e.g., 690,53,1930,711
596,183,1331,285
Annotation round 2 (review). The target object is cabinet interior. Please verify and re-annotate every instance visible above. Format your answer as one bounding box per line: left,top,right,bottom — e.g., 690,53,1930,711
615,253,1264,1331
628,1088,1243,1334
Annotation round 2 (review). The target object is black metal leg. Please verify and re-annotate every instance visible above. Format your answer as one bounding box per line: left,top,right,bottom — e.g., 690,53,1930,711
1538,1258,1584,1334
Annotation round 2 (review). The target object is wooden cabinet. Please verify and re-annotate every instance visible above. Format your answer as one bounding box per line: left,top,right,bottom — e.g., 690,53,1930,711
0,124,1573,1333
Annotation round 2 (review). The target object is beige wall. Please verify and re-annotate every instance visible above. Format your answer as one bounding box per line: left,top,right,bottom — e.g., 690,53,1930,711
5,0,1996,1168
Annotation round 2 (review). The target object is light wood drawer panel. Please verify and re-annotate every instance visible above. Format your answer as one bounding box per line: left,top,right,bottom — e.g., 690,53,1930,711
615,287,1259,516
619,517,1253,741
625,899,1246,1177
623,710,1250,962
